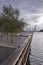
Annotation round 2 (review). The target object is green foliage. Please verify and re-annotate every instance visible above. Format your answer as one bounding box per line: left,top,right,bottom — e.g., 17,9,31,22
0,4,26,33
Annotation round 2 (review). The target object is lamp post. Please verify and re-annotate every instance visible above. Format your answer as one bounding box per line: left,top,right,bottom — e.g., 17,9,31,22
33,25,37,32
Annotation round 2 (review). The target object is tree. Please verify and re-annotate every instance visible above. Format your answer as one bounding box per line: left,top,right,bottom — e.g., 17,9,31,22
0,4,26,43
14,8,20,19
0,17,3,37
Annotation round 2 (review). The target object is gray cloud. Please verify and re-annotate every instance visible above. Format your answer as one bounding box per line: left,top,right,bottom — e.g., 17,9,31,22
0,0,43,25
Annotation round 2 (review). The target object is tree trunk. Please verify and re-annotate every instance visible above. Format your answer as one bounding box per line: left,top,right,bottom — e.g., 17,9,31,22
15,33,18,44
1,32,2,37
6,33,8,41
11,32,13,43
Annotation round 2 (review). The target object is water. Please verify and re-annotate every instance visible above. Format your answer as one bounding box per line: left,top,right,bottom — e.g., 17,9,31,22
27,32,43,65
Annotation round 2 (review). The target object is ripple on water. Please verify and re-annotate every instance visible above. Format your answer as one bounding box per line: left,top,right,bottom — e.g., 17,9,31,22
27,32,43,65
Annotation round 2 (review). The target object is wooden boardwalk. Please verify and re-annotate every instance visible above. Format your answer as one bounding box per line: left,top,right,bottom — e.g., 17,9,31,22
0,33,32,65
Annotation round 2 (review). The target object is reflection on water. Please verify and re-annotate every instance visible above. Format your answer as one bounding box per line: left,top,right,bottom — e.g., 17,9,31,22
27,32,43,65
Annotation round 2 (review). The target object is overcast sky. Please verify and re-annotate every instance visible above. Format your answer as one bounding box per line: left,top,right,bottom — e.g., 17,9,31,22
0,0,43,30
